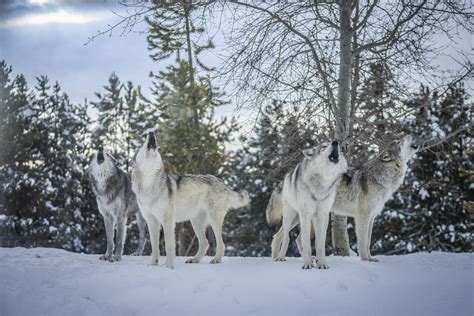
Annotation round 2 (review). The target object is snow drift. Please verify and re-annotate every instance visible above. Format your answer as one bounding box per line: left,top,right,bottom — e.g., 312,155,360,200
0,248,472,315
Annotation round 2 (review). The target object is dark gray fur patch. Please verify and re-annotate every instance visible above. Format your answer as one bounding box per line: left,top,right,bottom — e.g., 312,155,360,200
342,167,358,185
293,163,302,188
166,174,174,198
359,172,369,193
176,176,184,189
89,163,138,214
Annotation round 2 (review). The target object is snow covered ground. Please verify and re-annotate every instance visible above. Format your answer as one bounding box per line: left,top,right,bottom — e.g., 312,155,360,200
0,248,472,315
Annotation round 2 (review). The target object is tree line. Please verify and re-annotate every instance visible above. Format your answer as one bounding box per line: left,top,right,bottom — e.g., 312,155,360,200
0,59,471,256
1,0,472,256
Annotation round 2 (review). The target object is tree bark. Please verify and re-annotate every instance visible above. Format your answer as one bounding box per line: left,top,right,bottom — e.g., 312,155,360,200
331,0,352,256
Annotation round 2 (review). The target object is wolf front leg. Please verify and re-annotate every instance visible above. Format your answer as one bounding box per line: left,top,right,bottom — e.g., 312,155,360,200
366,215,378,262
299,212,314,269
142,213,161,266
100,213,117,262
113,214,127,261
313,211,330,269
133,211,147,256
355,213,376,262
163,215,176,269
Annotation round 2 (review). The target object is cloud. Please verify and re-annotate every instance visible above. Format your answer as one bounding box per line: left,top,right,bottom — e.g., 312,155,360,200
0,9,112,28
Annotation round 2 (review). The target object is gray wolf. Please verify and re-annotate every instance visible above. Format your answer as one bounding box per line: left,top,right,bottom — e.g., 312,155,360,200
88,147,147,262
131,131,250,269
269,135,419,265
270,141,348,269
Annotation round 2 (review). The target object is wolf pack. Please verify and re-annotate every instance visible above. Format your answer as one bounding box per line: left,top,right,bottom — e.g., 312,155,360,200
88,131,419,269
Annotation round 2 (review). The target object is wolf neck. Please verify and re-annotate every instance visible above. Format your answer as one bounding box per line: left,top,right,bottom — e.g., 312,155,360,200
301,161,342,201
369,157,407,194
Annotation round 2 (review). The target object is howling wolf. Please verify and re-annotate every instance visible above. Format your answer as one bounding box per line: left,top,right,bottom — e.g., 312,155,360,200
88,147,147,262
268,135,419,265
270,141,348,269
131,131,250,269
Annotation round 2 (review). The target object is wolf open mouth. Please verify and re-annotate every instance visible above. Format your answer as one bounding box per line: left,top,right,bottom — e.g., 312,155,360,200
97,147,104,164
329,141,339,163
147,132,157,150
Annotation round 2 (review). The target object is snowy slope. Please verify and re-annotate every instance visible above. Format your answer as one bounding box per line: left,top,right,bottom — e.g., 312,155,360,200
0,248,472,316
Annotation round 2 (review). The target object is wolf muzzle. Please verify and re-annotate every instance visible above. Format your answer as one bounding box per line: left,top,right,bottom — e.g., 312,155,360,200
329,141,339,163
147,132,157,150
97,147,104,164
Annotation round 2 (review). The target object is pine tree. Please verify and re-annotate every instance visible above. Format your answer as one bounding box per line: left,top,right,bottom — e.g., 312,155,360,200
91,73,125,163
226,101,322,256
372,84,472,254
147,60,239,255
0,61,38,246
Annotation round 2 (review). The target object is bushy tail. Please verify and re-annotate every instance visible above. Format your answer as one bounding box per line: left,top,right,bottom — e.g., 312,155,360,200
266,189,283,225
228,190,251,209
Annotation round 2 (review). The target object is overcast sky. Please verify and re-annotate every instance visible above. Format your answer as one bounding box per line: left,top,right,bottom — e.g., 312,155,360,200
0,0,472,111
0,0,164,105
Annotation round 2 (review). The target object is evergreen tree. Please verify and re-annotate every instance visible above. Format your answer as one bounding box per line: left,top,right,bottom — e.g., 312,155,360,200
372,84,472,254
91,73,126,163
148,60,239,255
0,64,96,252
0,61,38,247
226,101,321,256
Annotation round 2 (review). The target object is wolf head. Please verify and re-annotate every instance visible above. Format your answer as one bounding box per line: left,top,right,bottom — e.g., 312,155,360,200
302,140,348,177
134,131,164,172
380,134,419,164
89,146,117,178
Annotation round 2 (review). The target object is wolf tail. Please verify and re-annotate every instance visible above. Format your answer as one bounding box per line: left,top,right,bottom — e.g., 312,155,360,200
266,189,283,225
228,190,251,209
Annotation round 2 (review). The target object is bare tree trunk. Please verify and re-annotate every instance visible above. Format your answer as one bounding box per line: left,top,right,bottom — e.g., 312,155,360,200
331,0,352,256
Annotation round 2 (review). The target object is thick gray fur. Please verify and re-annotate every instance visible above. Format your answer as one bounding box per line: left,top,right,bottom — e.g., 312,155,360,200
88,150,147,262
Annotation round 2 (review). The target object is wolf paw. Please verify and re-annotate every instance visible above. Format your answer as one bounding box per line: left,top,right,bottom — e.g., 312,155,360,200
301,262,314,270
361,256,379,262
165,262,174,269
99,254,117,262
130,251,141,256
113,255,122,262
274,257,286,262
315,261,329,269
210,258,222,264
148,258,159,266
185,258,200,264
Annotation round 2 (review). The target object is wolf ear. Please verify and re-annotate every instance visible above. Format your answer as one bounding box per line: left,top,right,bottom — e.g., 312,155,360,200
303,148,315,158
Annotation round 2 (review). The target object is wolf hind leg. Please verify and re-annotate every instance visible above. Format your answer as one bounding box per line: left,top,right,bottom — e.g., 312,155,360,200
355,213,372,262
271,226,284,260
273,216,299,260
186,213,209,264
275,206,297,262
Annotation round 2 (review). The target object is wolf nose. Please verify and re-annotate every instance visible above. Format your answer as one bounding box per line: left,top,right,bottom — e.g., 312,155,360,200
97,150,104,164
147,132,157,150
